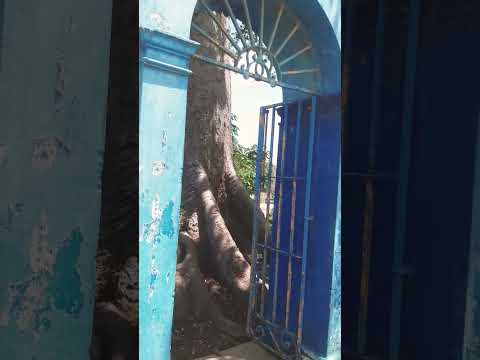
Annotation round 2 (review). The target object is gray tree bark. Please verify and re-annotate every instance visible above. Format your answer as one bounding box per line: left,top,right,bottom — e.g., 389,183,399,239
179,11,268,311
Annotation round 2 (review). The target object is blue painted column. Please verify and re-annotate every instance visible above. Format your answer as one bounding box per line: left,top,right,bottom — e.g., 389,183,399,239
0,0,112,358
139,29,198,359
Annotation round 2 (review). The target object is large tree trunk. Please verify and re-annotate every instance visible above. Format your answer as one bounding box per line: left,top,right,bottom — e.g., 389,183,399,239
173,14,271,353
179,10,264,309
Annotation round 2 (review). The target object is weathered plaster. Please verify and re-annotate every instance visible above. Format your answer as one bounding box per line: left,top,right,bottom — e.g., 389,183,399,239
5,225,85,339
0,144,8,167
140,0,198,38
139,28,199,360
0,0,112,358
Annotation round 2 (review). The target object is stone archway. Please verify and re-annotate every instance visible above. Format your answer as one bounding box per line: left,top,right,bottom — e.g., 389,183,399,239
138,1,340,359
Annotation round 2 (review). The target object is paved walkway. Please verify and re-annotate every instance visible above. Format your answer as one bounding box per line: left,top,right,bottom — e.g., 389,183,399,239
196,342,279,360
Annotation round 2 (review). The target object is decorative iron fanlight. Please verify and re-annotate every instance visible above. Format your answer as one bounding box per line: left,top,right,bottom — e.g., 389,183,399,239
192,0,321,95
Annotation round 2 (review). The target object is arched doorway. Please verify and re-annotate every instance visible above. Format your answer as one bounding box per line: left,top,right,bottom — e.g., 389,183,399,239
138,1,340,359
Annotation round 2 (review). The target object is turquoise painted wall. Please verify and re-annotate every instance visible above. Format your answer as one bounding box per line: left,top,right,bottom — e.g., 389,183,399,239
138,30,198,359
0,1,112,358
138,1,340,359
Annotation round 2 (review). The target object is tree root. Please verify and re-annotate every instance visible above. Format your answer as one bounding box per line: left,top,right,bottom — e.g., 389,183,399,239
225,171,268,256
185,163,251,303
173,232,246,359
174,232,246,338
90,302,138,360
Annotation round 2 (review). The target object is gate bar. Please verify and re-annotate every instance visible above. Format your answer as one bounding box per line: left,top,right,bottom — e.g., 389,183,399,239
257,243,302,259
263,101,299,109
268,3,286,51
247,107,268,335
272,104,289,322
260,107,277,317
296,96,317,353
260,0,265,46
388,0,421,358
241,0,255,46
198,0,242,54
357,0,385,354
192,54,322,96
223,0,248,48
191,23,238,60
263,110,269,174
285,101,303,329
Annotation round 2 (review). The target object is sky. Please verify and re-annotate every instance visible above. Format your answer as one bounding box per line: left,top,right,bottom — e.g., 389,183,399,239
230,72,282,149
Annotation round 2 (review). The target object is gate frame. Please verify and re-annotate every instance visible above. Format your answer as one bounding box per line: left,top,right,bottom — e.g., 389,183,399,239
138,1,341,359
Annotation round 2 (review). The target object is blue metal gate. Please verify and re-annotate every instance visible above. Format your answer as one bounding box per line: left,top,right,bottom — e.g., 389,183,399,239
247,96,341,360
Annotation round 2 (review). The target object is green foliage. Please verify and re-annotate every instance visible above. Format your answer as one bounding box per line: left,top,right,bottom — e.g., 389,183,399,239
230,113,272,197
232,143,257,195
231,113,255,195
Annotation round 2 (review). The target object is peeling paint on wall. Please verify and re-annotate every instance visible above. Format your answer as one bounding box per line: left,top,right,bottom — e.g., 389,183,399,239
140,198,176,245
160,201,175,238
0,144,8,167
30,212,55,274
54,58,65,106
49,228,85,314
161,130,167,147
149,255,159,301
4,224,85,339
152,160,167,176
148,12,171,33
8,274,52,338
0,202,24,233
0,0,112,357
31,136,70,170
141,195,162,244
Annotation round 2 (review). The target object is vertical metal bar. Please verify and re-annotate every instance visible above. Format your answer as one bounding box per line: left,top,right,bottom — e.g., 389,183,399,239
272,104,288,323
263,109,269,166
268,3,285,51
223,0,248,49
241,0,255,45
297,96,316,351
357,0,385,354
389,0,421,359
247,107,268,335
191,23,238,60
260,0,265,46
198,0,242,54
260,108,277,317
285,101,302,330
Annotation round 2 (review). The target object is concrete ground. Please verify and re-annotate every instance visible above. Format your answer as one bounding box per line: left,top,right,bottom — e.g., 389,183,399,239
196,341,280,360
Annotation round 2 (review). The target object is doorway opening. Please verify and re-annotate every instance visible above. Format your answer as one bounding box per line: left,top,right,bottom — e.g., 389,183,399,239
171,1,339,359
